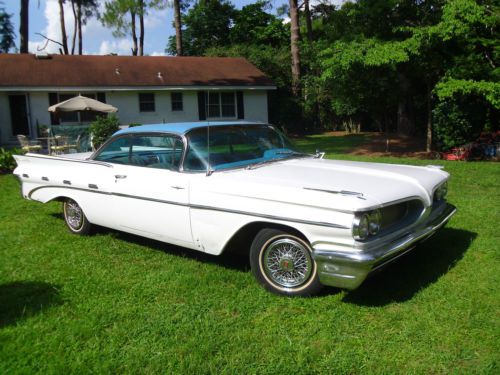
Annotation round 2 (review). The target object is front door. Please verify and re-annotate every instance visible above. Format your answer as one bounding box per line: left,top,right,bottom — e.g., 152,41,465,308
9,94,30,136
92,132,192,246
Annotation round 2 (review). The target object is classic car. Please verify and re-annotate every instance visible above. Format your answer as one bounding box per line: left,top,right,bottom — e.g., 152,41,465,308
13,121,456,296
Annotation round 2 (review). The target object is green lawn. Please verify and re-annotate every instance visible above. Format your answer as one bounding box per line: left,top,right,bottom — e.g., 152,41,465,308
0,134,499,373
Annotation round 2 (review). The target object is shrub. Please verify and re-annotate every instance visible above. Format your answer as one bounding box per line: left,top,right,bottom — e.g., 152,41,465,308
0,148,23,173
433,96,488,150
128,123,142,128
89,115,120,149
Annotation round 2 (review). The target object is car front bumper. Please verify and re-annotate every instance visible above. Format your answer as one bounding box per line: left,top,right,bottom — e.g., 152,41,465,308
313,203,457,290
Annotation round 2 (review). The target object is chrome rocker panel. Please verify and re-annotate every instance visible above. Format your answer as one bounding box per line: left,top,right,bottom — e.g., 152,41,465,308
313,203,457,290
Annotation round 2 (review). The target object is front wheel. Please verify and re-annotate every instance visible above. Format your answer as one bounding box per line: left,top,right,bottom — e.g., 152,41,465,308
250,229,323,296
63,198,92,235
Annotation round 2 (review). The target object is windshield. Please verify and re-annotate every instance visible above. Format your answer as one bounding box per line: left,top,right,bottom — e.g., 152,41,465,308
183,124,306,172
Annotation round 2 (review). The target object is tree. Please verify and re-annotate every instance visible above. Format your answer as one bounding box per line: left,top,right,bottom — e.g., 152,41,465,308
167,0,236,56
102,0,149,56
19,0,28,53
58,0,69,54
230,1,288,47
320,0,498,149
289,0,301,96
70,0,98,55
0,2,15,53
173,0,183,55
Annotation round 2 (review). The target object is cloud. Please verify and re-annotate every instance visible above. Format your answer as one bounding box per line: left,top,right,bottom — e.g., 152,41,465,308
28,0,170,55
98,39,134,55
28,0,75,54
149,51,166,56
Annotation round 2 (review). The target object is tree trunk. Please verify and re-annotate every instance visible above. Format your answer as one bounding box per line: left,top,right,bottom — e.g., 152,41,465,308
130,10,138,56
138,0,145,56
397,72,415,135
174,0,183,56
77,0,82,55
426,83,433,152
289,0,301,96
58,0,69,54
304,0,313,43
70,0,77,54
20,0,29,53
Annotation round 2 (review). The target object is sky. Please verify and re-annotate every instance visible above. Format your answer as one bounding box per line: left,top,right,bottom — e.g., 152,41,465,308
4,0,345,56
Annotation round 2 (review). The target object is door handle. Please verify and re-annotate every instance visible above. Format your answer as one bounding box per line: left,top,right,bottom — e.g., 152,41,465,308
171,185,185,190
114,174,127,179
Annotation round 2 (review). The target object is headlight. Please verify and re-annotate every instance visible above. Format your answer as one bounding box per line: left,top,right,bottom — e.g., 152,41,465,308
353,213,370,240
434,181,448,202
353,210,382,240
368,210,381,235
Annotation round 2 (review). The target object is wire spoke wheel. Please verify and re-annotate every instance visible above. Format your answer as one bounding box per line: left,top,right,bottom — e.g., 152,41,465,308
263,238,313,288
63,199,92,235
65,201,84,230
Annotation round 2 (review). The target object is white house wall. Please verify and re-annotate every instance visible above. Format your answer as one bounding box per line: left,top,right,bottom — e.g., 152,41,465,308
243,91,268,123
0,90,270,146
105,91,200,125
29,92,52,129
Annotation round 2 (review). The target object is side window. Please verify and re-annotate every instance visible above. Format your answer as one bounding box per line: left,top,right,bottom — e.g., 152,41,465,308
130,135,184,170
93,137,130,164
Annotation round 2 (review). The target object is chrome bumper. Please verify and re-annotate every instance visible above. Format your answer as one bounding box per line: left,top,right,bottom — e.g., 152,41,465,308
313,203,457,290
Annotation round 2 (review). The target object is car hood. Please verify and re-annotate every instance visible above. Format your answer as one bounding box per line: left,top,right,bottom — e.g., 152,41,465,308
190,158,449,213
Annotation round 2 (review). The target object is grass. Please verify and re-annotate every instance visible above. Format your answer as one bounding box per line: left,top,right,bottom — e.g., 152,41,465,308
0,133,499,373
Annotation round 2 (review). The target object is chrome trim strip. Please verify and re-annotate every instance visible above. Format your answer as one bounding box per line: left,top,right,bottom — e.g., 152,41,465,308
190,203,350,229
304,187,363,197
353,195,425,213
20,154,113,168
28,185,111,199
26,185,350,230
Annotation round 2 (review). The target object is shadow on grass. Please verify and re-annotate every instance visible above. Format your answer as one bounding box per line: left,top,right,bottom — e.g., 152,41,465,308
49,212,250,272
103,228,251,273
0,281,63,328
343,228,476,306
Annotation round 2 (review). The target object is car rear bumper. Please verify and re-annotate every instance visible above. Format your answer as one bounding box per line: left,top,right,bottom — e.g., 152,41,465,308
313,203,457,290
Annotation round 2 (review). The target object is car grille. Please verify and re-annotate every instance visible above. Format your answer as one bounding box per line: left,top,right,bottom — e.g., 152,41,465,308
379,199,424,234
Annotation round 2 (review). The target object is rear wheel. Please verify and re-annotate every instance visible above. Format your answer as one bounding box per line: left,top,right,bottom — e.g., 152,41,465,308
63,199,92,235
250,229,323,296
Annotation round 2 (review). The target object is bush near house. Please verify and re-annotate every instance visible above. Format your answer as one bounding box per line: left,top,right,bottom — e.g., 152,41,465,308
89,115,120,149
0,148,23,174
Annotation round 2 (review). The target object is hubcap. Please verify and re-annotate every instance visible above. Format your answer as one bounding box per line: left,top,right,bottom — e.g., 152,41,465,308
263,238,313,288
65,201,83,230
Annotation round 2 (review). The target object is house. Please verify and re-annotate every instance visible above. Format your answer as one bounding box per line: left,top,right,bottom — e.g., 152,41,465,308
0,54,275,147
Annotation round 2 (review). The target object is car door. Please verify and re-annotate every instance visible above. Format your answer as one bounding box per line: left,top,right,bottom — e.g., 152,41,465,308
93,133,193,247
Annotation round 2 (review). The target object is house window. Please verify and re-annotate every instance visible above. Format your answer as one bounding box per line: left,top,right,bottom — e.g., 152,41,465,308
139,93,155,112
205,92,236,118
171,92,183,111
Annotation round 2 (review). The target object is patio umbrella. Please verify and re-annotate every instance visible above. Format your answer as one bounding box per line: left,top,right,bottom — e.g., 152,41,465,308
48,95,118,113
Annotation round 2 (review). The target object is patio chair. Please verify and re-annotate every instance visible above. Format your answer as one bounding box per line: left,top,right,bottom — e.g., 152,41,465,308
17,135,42,153
50,136,74,155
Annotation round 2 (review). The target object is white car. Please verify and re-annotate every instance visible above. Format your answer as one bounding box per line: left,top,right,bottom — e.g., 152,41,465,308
14,122,456,296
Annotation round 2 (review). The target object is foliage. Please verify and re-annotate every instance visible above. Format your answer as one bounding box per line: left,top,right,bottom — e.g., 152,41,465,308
0,145,498,372
167,0,236,56
436,79,500,108
432,96,489,150
89,115,120,149
0,1,15,53
0,148,22,173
